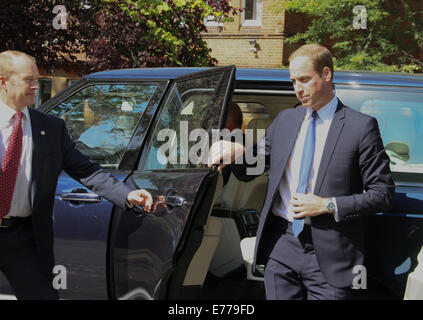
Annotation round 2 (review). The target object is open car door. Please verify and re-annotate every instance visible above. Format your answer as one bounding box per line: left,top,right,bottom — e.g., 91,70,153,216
110,65,236,300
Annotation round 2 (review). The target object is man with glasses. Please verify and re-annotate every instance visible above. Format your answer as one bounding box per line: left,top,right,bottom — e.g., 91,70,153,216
0,50,153,299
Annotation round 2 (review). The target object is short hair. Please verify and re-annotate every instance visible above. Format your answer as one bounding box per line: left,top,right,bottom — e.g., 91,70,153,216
0,50,36,78
288,44,334,80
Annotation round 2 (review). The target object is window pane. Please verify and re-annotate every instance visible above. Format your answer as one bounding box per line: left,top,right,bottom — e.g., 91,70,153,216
336,85,423,173
37,78,52,107
143,73,224,170
245,0,256,20
49,83,160,168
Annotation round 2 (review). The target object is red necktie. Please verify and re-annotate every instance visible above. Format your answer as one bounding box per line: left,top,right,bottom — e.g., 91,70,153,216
0,112,24,219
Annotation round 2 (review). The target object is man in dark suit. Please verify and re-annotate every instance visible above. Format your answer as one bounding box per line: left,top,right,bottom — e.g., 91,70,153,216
0,50,153,299
209,44,395,299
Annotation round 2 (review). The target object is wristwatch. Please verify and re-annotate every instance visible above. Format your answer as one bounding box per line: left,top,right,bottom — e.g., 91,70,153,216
327,198,336,214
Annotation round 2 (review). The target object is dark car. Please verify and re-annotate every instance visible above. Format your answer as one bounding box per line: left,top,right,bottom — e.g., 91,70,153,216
0,66,422,300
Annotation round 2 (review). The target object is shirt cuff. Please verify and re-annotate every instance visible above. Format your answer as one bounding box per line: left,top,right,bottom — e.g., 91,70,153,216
332,197,340,222
125,199,134,209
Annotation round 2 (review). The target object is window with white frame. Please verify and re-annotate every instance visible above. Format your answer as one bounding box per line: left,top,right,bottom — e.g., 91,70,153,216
242,0,262,26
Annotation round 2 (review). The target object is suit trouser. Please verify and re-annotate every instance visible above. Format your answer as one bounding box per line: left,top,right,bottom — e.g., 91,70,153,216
0,218,58,300
264,215,351,300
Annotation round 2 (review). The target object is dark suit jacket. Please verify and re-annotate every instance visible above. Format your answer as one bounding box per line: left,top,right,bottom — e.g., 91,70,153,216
28,108,132,277
232,101,395,288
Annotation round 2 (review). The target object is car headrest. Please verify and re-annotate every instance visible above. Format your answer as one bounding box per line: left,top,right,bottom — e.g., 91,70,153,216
247,117,272,131
247,118,272,144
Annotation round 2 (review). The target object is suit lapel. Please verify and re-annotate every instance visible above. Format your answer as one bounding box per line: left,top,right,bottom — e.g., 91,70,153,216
314,101,346,195
28,108,49,209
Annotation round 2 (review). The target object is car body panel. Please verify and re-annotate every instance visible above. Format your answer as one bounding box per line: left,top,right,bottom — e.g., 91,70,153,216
53,172,128,300
111,170,214,300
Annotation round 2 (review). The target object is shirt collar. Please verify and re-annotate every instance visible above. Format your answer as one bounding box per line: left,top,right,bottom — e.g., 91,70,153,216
0,100,30,128
306,95,338,121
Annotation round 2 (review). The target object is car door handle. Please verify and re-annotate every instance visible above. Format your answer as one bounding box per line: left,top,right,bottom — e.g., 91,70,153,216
164,196,185,207
60,188,102,204
131,195,186,216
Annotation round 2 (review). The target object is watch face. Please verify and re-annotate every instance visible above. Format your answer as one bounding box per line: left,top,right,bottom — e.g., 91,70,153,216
327,202,336,213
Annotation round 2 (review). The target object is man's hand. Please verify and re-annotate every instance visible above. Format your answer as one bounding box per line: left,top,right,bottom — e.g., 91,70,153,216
126,189,153,212
290,193,329,219
207,140,245,171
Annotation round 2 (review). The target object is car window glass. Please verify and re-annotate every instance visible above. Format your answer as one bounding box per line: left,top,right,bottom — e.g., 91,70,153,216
142,73,224,170
335,85,423,173
48,83,160,169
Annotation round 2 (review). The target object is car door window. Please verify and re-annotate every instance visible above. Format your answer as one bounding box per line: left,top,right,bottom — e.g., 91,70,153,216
336,85,423,173
48,83,161,169
142,73,225,170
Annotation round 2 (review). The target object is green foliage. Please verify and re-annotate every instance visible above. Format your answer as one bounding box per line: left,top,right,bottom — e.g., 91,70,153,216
85,0,237,71
0,0,103,70
274,0,423,73
0,0,237,72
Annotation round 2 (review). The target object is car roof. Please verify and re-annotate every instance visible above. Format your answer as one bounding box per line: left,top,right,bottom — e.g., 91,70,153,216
86,67,423,88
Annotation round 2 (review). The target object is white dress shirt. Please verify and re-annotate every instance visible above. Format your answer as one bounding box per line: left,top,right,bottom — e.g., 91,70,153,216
272,96,339,224
0,101,33,217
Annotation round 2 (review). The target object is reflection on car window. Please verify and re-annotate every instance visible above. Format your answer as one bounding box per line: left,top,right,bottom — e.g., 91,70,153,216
336,85,423,173
143,73,223,170
48,83,160,168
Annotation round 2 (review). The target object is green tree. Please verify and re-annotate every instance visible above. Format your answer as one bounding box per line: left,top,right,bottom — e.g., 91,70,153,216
85,0,238,71
1,0,237,73
274,0,423,72
0,0,102,70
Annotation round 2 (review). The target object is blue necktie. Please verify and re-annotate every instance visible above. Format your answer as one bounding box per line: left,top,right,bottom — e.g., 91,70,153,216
292,111,318,237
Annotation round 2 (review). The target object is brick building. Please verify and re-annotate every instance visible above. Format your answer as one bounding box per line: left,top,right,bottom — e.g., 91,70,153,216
202,0,305,68
35,56,85,109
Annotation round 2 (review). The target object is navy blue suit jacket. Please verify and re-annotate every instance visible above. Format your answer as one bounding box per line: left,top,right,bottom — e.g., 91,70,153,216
28,108,132,276
232,101,395,288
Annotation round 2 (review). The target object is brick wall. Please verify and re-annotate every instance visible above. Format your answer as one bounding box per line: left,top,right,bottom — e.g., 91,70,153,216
202,0,286,68
205,36,284,68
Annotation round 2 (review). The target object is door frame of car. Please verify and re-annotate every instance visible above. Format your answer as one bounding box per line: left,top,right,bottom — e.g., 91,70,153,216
107,66,237,300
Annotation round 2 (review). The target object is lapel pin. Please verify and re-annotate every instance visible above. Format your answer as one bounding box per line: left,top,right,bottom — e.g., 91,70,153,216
40,130,46,136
